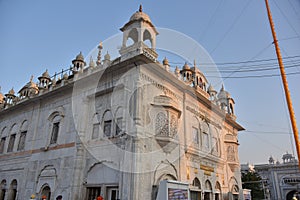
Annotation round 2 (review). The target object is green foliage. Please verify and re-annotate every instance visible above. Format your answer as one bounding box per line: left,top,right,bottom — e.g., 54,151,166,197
242,171,265,200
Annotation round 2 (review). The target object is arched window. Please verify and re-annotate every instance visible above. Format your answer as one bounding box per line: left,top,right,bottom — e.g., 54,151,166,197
191,117,200,147
18,120,28,151
92,114,100,139
126,28,138,47
8,180,17,200
0,180,6,200
202,122,210,151
211,128,220,156
49,113,63,145
0,127,7,154
143,29,152,48
115,107,123,136
7,124,18,152
102,110,113,137
40,185,51,200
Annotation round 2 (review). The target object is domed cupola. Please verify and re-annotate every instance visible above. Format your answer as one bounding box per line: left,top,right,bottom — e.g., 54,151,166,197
207,84,217,102
180,62,193,83
282,152,295,163
19,76,39,99
0,87,5,108
72,52,86,73
217,85,235,116
191,60,208,91
5,88,16,106
119,5,158,61
162,57,170,71
38,69,51,89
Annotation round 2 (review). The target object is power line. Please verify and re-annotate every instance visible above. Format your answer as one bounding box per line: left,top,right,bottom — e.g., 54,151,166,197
199,0,225,40
209,0,252,55
167,55,300,66
273,0,300,41
206,71,300,79
243,130,291,135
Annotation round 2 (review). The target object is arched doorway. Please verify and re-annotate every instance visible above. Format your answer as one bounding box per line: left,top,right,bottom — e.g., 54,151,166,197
286,190,300,200
215,181,222,200
204,180,212,200
40,185,51,200
231,185,239,200
8,180,17,200
0,180,6,200
190,178,201,200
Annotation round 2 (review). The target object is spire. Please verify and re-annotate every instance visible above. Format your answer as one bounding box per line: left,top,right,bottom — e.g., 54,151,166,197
194,59,196,67
30,75,34,82
139,4,143,12
89,56,95,68
221,84,224,91
97,41,103,66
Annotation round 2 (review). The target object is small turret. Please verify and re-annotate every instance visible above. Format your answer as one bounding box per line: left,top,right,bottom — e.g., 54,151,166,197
208,84,217,102
162,57,170,71
19,76,39,99
38,69,51,89
103,51,111,67
89,56,96,69
217,85,235,116
0,87,5,109
72,52,86,73
5,88,16,106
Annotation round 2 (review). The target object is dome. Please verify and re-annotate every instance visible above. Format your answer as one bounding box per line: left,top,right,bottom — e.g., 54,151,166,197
104,52,111,60
42,69,50,78
20,76,38,93
129,5,152,23
75,52,84,61
208,84,216,93
217,85,230,99
39,69,51,80
163,57,169,65
182,62,191,70
8,88,15,95
282,152,293,160
0,92,4,102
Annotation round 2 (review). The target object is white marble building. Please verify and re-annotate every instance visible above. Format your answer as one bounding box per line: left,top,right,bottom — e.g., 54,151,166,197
0,6,244,200
254,153,300,200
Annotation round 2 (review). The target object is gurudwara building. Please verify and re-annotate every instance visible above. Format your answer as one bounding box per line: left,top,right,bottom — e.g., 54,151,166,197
0,6,244,200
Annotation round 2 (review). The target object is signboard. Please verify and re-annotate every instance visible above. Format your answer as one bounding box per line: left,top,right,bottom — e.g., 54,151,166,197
156,180,189,200
168,188,188,200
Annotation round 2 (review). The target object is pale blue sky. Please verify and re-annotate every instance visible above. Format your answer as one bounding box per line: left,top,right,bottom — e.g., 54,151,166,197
0,0,299,164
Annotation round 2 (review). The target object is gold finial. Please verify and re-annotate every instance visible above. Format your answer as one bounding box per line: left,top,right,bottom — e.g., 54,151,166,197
139,4,143,12
97,41,103,66
30,75,34,82
194,59,196,67
98,41,103,49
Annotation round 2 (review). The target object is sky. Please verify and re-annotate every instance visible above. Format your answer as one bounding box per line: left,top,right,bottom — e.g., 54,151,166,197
0,0,299,164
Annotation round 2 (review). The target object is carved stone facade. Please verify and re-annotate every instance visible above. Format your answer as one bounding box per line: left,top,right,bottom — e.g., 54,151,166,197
0,6,244,200
246,153,300,200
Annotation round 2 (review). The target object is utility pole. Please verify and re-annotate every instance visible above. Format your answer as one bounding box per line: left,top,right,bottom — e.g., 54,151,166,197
264,0,300,168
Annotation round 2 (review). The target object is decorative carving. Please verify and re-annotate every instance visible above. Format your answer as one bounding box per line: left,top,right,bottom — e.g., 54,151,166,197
186,106,221,129
155,112,169,136
227,145,236,162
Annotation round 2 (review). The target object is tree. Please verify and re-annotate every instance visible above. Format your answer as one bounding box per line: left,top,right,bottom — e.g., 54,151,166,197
242,171,265,200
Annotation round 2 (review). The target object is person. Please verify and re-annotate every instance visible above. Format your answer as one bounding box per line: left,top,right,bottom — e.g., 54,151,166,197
97,196,103,200
56,195,62,200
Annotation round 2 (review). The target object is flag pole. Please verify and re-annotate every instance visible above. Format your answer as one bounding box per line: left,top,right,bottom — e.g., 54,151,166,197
264,0,300,168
